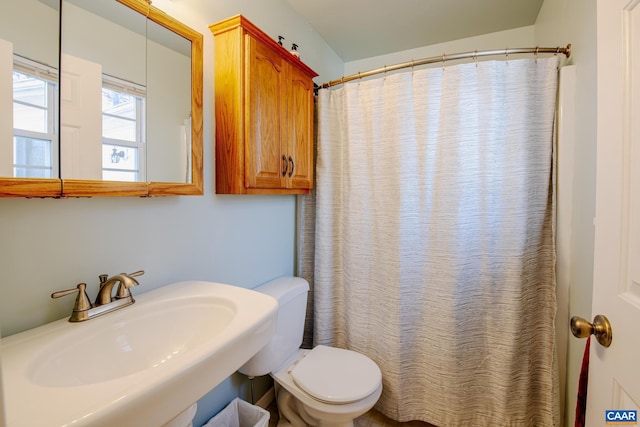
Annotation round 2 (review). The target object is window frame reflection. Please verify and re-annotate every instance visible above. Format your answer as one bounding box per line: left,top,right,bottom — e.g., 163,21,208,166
12,56,59,178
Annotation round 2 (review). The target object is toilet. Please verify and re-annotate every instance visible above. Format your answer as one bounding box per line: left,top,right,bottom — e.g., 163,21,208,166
239,277,382,427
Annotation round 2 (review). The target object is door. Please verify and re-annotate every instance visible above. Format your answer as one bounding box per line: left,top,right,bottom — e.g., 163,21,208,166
60,53,102,180
245,34,286,190
587,0,640,423
287,64,314,190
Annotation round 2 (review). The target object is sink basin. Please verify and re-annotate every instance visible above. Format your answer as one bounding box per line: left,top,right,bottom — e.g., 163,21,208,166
1,280,278,427
30,295,237,387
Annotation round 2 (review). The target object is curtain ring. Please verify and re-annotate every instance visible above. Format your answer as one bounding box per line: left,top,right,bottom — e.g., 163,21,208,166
442,53,446,70
555,47,560,56
473,50,478,67
535,46,539,62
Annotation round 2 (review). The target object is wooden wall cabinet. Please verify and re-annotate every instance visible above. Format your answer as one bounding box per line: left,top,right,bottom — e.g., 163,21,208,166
210,15,318,194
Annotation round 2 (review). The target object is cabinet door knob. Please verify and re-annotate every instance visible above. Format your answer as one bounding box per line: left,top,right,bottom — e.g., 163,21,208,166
288,156,295,177
282,155,288,176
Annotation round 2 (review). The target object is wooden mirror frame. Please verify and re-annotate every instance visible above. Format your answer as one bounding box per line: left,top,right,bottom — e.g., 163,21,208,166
0,0,203,198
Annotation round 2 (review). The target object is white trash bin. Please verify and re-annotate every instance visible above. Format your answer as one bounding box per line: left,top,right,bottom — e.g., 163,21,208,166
203,398,270,427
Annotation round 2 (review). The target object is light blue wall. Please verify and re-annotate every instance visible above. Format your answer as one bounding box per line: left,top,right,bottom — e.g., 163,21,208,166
0,0,343,425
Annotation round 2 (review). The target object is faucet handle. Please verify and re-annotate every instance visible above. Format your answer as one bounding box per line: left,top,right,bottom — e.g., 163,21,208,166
51,283,92,321
114,270,144,300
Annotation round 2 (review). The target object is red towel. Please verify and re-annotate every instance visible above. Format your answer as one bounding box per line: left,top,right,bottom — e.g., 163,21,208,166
574,336,591,427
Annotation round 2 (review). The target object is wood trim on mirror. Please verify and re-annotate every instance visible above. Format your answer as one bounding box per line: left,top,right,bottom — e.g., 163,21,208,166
0,178,62,198
61,179,148,197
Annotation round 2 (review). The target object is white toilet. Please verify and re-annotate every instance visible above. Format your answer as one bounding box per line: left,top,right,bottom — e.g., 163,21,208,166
239,277,382,427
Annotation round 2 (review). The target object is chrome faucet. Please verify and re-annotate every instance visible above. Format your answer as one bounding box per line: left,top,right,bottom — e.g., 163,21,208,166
52,270,144,322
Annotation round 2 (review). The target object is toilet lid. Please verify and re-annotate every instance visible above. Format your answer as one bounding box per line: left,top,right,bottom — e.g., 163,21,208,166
290,345,382,404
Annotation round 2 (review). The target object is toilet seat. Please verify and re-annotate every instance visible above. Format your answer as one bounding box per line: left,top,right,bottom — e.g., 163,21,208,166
290,345,382,404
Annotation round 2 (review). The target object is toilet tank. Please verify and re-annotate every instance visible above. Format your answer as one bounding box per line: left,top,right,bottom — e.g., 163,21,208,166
238,276,309,376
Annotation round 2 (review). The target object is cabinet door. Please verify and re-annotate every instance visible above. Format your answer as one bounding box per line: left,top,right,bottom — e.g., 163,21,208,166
245,34,286,189
286,64,314,189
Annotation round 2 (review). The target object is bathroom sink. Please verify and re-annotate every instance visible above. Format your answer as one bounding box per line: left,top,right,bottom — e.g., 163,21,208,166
1,280,278,427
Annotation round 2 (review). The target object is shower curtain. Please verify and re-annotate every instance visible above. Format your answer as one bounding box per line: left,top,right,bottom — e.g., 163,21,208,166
299,56,560,426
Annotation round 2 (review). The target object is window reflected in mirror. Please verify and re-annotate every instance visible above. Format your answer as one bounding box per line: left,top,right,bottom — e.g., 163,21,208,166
102,80,146,181
12,60,58,178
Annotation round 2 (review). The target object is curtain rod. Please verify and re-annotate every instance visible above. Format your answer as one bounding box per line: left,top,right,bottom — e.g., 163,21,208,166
319,44,571,90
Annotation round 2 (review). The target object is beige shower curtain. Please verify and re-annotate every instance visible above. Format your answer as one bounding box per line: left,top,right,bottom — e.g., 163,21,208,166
298,56,560,426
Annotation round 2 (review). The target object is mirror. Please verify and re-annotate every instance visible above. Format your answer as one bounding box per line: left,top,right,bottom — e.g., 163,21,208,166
60,0,203,196
142,0,203,196
139,0,203,196
146,18,193,184
0,0,203,197
0,0,62,197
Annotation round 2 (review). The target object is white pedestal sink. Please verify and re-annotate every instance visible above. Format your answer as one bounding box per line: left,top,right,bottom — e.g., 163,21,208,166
1,280,278,427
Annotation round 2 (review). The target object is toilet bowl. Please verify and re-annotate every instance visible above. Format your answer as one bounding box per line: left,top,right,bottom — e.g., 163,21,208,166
272,347,382,427
239,277,382,427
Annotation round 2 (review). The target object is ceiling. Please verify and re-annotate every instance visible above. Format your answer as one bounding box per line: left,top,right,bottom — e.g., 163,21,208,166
285,0,544,62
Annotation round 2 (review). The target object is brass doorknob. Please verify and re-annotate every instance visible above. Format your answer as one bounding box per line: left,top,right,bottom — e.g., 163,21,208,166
570,314,612,347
